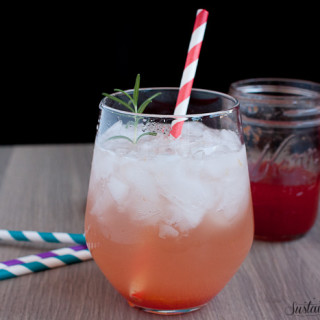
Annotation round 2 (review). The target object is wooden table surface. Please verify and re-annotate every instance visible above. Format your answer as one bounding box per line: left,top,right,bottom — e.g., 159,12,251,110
0,144,319,320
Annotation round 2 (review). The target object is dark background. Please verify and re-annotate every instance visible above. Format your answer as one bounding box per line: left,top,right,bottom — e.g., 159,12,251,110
1,3,319,145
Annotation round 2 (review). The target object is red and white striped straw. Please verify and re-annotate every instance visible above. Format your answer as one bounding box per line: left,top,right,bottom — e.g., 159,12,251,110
170,9,209,138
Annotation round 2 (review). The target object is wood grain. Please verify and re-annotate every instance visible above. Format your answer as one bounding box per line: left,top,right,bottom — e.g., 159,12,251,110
0,144,319,320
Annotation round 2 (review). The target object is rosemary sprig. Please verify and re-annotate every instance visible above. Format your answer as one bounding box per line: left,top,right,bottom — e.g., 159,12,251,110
102,74,161,144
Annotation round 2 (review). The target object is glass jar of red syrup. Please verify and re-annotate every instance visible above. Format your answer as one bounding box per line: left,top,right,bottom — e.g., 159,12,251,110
229,78,320,241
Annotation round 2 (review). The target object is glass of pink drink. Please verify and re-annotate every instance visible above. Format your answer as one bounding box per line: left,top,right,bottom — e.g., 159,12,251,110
85,88,254,315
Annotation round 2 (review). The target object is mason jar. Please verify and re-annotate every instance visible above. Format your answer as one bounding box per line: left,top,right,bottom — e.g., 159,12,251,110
229,78,320,241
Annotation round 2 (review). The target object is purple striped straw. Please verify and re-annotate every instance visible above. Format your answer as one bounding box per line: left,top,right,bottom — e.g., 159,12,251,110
0,245,88,268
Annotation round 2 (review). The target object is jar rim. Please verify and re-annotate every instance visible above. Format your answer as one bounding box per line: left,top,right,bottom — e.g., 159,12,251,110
229,77,320,103
229,78,320,128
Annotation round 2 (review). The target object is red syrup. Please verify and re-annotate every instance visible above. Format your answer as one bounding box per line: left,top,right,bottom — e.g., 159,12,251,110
250,161,320,241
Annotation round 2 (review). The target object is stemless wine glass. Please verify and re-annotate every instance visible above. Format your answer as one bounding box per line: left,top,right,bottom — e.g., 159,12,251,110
84,87,254,315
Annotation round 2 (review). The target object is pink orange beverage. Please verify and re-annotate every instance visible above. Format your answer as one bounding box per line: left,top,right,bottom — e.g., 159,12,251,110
85,88,254,314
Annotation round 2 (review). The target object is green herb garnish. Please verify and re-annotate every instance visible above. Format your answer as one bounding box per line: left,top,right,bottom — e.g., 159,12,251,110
102,74,161,144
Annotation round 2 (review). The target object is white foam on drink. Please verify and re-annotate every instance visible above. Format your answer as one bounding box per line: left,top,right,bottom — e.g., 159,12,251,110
90,121,251,239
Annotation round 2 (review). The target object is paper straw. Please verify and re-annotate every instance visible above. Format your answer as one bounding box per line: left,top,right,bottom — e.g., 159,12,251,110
0,229,86,245
0,245,92,280
0,245,88,268
170,9,209,138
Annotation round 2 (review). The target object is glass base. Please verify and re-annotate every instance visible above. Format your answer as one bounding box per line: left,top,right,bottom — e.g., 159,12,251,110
127,301,204,315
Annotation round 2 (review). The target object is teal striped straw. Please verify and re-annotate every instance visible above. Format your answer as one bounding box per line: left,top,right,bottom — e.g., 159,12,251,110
0,229,86,245
0,245,92,280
